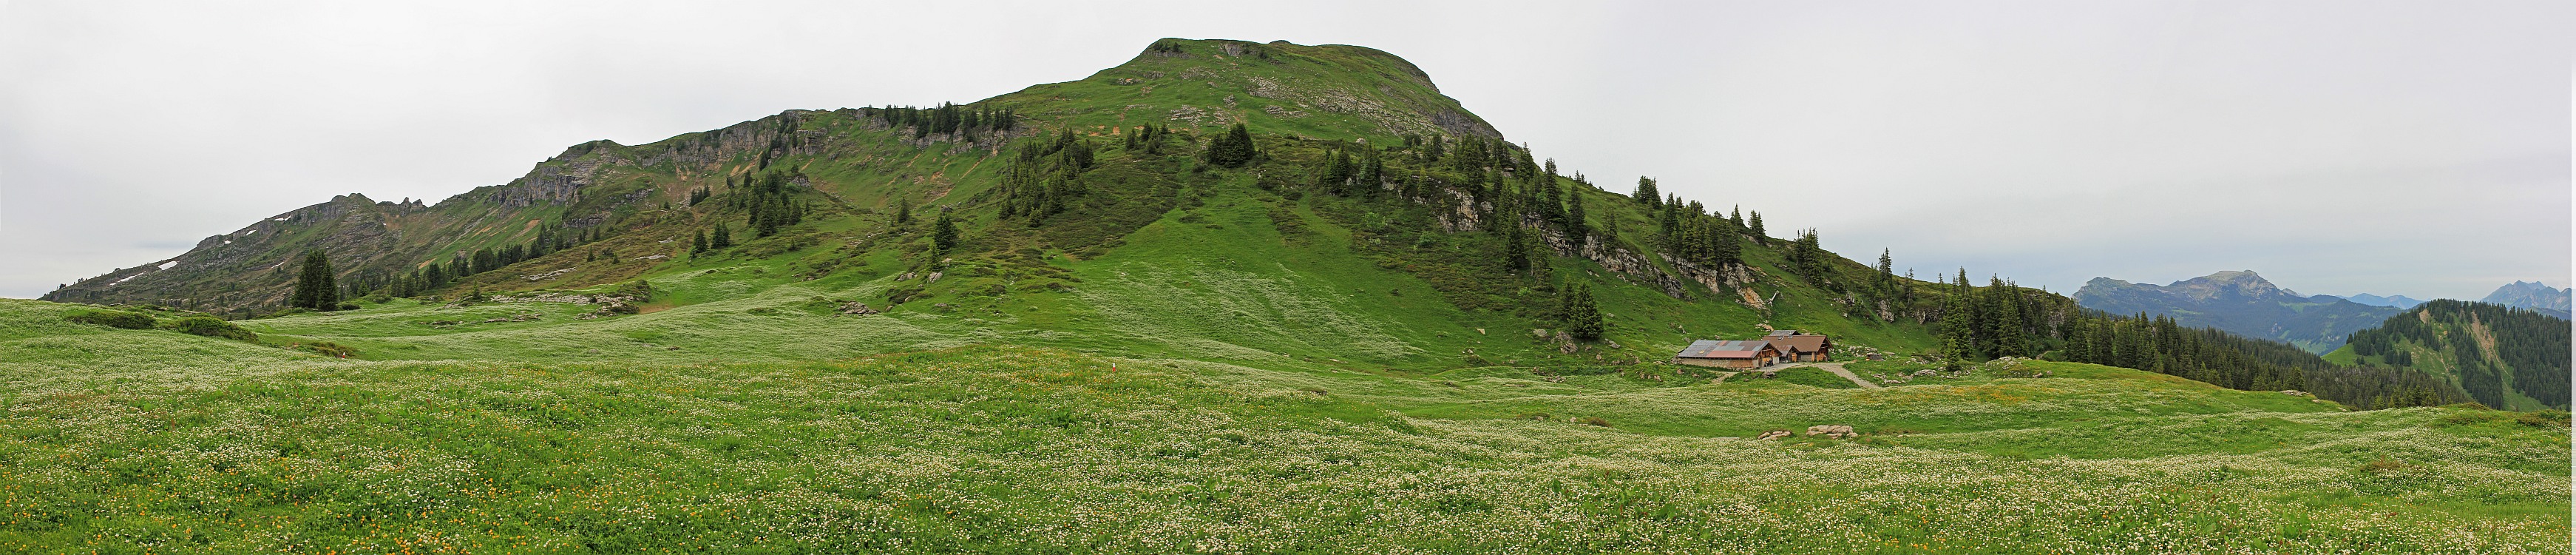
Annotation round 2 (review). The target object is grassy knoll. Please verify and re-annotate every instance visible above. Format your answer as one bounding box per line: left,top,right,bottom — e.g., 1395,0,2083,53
3,298,2566,554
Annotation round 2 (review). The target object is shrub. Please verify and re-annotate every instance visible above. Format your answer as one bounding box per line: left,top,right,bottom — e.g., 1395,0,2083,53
163,316,255,341
64,310,157,329
296,341,358,358
336,302,360,311
2516,410,2570,428
360,294,392,303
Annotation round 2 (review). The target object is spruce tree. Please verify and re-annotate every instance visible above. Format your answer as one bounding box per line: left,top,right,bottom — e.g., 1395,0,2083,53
1206,123,1256,168
1561,282,1604,341
895,197,912,223
692,230,709,255
711,223,733,249
1633,176,1661,208
932,209,960,252
1747,211,1767,244
289,249,338,310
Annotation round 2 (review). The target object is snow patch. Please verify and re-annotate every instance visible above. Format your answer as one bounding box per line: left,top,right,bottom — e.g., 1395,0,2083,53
109,274,140,286
156,260,178,270
273,217,289,221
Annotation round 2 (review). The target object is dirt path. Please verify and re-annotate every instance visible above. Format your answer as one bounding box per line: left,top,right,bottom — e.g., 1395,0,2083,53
1805,362,1880,389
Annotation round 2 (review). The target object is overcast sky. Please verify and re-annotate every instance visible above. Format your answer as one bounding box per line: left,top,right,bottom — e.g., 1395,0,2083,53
2,1,2566,300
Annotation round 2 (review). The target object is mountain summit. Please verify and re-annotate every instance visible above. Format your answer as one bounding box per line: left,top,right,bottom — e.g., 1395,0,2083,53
2480,280,2572,317
2075,271,2399,354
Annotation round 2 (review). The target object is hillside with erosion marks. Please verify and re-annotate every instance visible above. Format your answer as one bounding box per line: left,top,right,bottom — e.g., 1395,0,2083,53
2338,300,2572,411
15,38,2567,553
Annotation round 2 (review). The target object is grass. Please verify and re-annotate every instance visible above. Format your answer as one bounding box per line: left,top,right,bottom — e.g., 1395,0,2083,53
2,298,2566,553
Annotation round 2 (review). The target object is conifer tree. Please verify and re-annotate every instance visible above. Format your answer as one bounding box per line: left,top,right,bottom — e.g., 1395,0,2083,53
1729,206,1743,228
895,197,912,224
1206,123,1256,167
1747,211,1767,244
289,249,338,310
711,223,733,249
692,230,709,255
932,209,960,252
1633,176,1661,208
1561,281,1604,341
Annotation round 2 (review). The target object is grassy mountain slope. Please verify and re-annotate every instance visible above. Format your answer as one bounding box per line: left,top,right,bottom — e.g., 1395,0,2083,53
57,38,1942,371
2335,300,2571,411
2,298,2566,553
13,38,2567,551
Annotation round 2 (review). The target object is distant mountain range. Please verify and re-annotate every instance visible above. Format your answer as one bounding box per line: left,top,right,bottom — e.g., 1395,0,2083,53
2479,280,2570,318
2331,293,2426,309
2075,271,2400,354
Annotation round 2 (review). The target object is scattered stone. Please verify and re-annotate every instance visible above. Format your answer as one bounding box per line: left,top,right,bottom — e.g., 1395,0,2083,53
932,303,955,312
2280,390,2311,397
896,272,918,281
478,313,541,323
925,272,944,283
1756,430,1792,441
838,302,880,315
1804,425,1858,439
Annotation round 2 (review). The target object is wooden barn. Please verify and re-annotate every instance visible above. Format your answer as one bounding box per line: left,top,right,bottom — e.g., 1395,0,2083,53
1672,340,1781,369
1766,330,1834,362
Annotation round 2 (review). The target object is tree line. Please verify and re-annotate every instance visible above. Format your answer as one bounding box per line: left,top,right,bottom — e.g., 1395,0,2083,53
2348,300,2569,409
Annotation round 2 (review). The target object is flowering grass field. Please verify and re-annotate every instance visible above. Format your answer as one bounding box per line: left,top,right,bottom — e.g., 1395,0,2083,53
0,298,2566,554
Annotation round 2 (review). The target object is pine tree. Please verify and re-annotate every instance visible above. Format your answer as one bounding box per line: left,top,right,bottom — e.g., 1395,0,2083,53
895,197,912,224
692,230,709,255
1633,176,1661,208
711,223,733,249
1561,282,1604,341
289,249,338,310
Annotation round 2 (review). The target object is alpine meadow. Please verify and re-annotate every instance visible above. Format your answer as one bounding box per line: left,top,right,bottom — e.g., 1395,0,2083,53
10,38,2568,554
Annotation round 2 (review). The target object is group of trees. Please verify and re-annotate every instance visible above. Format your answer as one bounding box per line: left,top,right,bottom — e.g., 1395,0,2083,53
1910,269,2470,409
1123,123,1181,155
728,170,812,238
286,249,338,310
1657,201,1746,271
2348,300,2569,409
1204,123,1257,168
864,102,1016,139
997,130,1099,226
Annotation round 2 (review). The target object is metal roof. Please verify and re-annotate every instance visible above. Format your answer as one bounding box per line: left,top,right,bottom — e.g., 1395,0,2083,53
1675,340,1776,359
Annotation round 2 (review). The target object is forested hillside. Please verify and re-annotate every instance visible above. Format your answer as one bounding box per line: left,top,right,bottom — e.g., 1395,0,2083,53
2343,300,2570,411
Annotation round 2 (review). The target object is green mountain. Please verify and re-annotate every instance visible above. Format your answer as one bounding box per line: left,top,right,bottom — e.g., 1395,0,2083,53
2338,300,2572,411
10,38,2564,552
46,38,1953,370
2074,270,2401,354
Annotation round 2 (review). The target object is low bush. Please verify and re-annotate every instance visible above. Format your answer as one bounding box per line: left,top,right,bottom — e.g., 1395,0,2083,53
2516,410,2570,428
163,316,255,341
64,310,157,329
